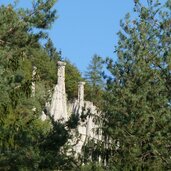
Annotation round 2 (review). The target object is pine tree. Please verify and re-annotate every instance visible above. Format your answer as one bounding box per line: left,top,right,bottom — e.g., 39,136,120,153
45,38,61,62
0,1,78,170
65,60,83,100
103,0,171,170
85,54,104,88
85,54,104,105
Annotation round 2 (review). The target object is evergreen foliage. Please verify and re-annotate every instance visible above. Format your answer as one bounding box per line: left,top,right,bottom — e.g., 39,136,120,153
85,54,104,88
0,1,79,170
103,0,171,170
85,54,104,106
65,60,83,101
0,0,170,170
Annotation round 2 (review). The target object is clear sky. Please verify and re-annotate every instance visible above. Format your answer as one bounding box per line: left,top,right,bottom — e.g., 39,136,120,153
52,0,135,73
0,0,166,74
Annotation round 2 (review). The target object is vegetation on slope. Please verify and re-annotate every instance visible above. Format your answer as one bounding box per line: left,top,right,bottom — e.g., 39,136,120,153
0,0,170,170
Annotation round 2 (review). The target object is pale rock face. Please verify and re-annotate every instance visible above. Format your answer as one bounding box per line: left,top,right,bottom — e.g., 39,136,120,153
41,102,50,121
41,111,47,121
78,82,85,110
31,66,37,97
71,82,102,154
39,61,101,156
84,101,102,142
50,61,68,121
71,100,102,154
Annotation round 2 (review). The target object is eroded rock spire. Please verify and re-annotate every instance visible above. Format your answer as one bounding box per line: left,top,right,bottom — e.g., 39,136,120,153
50,61,67,121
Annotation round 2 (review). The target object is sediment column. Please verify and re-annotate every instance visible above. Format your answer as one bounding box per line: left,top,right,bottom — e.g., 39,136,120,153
57,61,67,120
75,82,86,154
50,61,68,121
78,81,86,111
57,61,66,89
31,66,37,97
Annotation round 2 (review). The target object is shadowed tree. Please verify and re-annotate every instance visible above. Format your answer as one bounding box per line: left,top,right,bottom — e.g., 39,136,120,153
85,54,104,106
103,0,171,170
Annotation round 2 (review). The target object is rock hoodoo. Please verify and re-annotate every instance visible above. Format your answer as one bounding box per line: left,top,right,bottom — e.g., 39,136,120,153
43,61,101,155
50,61,68,121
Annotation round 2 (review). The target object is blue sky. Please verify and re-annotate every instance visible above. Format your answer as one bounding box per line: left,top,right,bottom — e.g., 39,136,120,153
52,0,134,73
0,0,166,74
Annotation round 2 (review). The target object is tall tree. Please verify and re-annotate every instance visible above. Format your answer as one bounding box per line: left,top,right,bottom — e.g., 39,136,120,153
44,38,61,62
85,54,104,88
85,54,104,105
65,60,83,101
0,1,78,170
103,0,171,170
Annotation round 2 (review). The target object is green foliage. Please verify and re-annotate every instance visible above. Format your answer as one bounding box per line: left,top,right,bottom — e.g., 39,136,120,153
1,0,170,170
45,38,61,62
103,0,171,170
31,48,57,86
85,54,105,106
65,60,83,101
76,162,104,171
0,1,78,170
85,54,104,88
67,113,79,129
38,116,76,171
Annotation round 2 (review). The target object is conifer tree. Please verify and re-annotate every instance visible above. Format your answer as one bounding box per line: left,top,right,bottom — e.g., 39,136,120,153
85,54,104,105
65,60,83,100
45,38,61,62
103,0,171,170
0,1,78,170
85,54,104,88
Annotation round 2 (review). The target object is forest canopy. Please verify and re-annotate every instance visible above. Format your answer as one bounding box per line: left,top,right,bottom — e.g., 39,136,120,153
0,0,171,170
